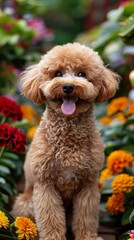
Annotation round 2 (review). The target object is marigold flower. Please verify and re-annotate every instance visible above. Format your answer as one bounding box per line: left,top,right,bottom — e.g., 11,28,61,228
0,124,27,153
14,217,37,240
0,210,9,229
107,97,131,116
0,96,23,121
99,168,113,183
113,112,126,122
27,126,37,139
99,116,112,125
106,150,134,174
112,174,134,193
21,104,36,124
106,192,125,215
129,230,134,240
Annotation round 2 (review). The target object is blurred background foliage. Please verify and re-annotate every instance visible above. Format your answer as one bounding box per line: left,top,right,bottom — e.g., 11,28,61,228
0,0,134,239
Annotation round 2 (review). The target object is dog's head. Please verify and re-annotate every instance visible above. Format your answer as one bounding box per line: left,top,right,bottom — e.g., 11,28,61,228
21,43,120,117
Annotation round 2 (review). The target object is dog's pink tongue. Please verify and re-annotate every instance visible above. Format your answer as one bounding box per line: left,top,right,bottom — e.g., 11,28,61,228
61,99,76,115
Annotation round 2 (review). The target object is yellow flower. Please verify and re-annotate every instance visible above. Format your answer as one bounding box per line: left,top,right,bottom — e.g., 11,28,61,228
112,174,134,193
106,150,134,174
0,210,9,229
99,168,113,183
107,97,131,116
27,126,37,139
21,104,36,124
99,116,112,125
14,217,37,240
106,192,125,215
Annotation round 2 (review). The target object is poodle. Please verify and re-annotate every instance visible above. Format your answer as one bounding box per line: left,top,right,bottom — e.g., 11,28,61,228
12,43,119,240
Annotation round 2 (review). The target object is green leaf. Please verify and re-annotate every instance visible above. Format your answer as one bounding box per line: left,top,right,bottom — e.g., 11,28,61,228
107,7,124,22
124,187,134,202
12,119,29,128
119,231,129,240
122,116,134,130
119,13,134,44
0,177,6,184
0,193,9,204
0,183,14,196
129,209,134,224
2,152,19,160
121,207,134,225
91,21,120,50
0,159,16,169
121,145,134,154
124,2,134,16
0,166,10,174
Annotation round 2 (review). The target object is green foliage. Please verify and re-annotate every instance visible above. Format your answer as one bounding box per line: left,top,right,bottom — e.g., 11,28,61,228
77,1,134,51
0,151,23,207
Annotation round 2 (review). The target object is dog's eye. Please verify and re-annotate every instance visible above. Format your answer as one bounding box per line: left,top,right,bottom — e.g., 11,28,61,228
55,71,63,77
77,72,86,78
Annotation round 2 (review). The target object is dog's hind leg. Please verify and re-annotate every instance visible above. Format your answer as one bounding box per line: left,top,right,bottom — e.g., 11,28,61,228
11,188,33,219
11,187,34,219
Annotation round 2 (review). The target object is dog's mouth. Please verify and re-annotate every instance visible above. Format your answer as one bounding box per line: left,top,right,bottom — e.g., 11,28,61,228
61,97,78,115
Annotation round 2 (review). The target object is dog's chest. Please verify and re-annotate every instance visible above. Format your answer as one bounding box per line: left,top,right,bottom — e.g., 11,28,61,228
49,137,90,197
44,116,92,197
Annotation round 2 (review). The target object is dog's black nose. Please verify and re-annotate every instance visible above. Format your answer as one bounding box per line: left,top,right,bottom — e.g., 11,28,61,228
62,84,74,94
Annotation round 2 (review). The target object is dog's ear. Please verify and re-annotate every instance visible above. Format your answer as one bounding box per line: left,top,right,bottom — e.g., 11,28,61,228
20,64,45,104
96,68,120,102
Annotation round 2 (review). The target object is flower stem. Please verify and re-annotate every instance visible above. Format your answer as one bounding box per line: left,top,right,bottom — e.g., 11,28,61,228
0,146,5,159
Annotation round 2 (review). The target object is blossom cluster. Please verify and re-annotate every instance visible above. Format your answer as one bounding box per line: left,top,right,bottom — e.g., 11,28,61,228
0,96,23,121
100,97,134,125
100,149,134,215
106,173,134,215
0,123,27,153
100,150,134,182
0,210,37,240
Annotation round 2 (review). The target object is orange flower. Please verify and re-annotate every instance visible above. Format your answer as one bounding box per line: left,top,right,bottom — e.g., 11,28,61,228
0,211,9,229
107,97,131,116
99,116,112,125
21,104,36,124
27,126,37,139
106,192,125,215
14,217,37,240
112,174,134,193
113,112,126,122
99,168,113,183
106,150,134,174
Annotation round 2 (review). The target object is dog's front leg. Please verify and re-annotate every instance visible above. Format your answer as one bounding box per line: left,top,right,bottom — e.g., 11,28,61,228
72,182,103,240
33,182,67,240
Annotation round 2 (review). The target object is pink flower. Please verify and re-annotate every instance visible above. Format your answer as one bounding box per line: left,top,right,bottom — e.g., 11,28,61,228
27,18,53,43
129,230,134,239
4,23,13,31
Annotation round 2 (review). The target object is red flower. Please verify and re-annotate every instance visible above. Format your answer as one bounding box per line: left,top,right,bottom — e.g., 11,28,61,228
0,124,27,153
0,97,23,121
